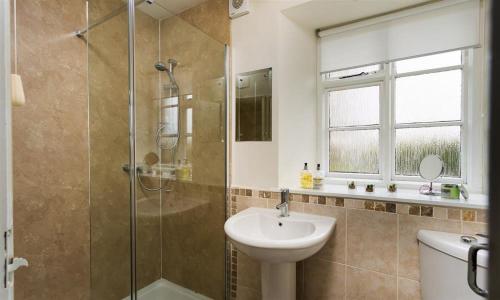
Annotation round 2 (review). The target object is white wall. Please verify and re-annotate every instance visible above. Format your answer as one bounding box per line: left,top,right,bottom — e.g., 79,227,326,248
231,0,317,188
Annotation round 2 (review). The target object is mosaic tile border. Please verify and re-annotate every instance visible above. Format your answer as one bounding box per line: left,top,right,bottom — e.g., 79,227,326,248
229,188,487,222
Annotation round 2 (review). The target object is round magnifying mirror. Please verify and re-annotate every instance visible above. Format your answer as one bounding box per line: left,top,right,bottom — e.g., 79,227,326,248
419,155,444,180
419,155,444,195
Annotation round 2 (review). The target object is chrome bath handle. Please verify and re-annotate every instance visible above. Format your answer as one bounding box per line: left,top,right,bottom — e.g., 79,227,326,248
467,243,488,298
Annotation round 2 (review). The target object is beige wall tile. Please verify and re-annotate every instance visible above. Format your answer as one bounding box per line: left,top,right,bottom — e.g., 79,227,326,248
179,0,230,45
345,198,364,209
347,209,397,275
433,207,447,219
397,203,409,214
462,209,476,222
237,251,261,290
12,0,89,298
476,210,488,223
290,201,305,212
267,198,280,208
236,285,261,300
305,204,346,264
463,222,488,236
304,258,345,300
346,267,397,300
447,208,461,220
398,214,461,281
237,196,267,212
398,278,421,300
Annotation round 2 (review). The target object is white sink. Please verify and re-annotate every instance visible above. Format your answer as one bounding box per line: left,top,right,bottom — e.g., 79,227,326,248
224,207,336,300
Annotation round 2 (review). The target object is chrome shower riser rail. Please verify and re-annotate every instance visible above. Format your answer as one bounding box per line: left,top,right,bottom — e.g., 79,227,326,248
127,0,137,298
75,0,153,38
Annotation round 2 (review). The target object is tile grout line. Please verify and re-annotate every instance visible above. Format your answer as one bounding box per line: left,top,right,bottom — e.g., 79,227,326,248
396,213,400,300
344,204,348,300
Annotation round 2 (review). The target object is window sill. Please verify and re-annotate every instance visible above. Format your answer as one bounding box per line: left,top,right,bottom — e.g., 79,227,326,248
288,184,487,210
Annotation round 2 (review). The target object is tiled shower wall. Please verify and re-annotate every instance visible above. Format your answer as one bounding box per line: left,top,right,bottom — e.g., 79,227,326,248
229,188,488,300
11,1,90,299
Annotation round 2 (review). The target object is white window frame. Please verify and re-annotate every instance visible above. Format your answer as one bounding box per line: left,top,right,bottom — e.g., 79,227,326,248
318,49,487,193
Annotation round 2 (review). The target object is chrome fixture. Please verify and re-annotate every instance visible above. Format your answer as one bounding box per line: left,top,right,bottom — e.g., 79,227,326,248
155,59,178,92
276,188,290,217
468,243,489,297
154,59,180,152
74,0,154,38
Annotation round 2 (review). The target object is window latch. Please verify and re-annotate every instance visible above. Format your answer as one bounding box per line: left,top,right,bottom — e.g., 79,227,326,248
339,72,369,79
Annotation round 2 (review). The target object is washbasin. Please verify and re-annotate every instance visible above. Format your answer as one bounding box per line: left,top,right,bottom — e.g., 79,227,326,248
225,207,336,263
224,207,336,300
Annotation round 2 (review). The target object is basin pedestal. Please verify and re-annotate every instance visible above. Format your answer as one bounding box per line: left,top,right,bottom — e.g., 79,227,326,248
261,262,296,300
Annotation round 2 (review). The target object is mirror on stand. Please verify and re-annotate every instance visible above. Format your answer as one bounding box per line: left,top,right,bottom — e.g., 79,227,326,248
418,155,444,195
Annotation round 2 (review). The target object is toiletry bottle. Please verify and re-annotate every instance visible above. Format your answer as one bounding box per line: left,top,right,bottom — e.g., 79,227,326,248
300,163,313,189
182,158,192,181
175,159,183,180
313,163,324,190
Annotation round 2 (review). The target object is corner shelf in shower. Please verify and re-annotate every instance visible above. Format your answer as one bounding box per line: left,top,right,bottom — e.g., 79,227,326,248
139,172,192,183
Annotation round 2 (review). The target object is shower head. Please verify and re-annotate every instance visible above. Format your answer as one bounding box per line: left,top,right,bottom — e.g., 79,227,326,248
155,59,177,73
155,59,179,92
154,62,168,72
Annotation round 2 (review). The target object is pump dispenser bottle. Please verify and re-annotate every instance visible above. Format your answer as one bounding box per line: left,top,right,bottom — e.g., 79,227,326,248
300,163,313,189
313,163,324,189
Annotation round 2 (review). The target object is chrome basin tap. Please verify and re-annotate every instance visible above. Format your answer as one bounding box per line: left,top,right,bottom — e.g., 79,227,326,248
276,188,290,217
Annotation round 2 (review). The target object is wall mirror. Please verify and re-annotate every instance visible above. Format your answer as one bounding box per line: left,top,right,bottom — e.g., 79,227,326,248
236,68,272,141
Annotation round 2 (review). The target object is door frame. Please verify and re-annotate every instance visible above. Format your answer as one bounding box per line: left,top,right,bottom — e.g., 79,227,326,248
0,0,13,299
489,0,500,298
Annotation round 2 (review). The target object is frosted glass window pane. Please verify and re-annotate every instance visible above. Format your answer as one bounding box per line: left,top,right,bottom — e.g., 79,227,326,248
395,70,462,124
161,96,178,106
323,64,381,80
161,107,178,135
329,130,379,174
395,126,461,177
329,86,380,127
395,51,462,73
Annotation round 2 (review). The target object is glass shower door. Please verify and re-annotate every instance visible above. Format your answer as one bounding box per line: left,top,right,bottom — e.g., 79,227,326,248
87,1,132,299
88,1,227,299
134,8,228,300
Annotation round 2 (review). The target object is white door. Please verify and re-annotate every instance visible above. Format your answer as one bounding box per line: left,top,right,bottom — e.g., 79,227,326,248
1,1,27,299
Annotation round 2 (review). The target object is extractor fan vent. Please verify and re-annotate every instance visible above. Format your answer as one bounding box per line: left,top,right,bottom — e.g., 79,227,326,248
229,0,250,19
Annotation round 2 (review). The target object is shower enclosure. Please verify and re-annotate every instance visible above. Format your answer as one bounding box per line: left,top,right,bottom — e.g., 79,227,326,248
83,0,228,299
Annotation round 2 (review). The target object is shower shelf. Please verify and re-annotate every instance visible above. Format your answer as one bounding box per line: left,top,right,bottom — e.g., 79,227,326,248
139,173,192,183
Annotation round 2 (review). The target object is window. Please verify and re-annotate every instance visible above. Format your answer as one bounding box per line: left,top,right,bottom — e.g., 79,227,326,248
321,50,475,185
328,85,380,174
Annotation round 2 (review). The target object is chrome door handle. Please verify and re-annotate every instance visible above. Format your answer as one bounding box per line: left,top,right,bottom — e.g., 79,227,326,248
467,243,488,298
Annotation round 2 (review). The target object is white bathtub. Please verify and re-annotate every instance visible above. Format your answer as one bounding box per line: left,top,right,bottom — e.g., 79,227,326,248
123,279,212,300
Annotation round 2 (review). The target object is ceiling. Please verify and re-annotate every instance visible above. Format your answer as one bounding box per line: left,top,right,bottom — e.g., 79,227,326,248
282,0,437,30
137,0,206,19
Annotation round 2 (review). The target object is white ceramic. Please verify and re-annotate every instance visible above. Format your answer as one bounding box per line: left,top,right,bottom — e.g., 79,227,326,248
418,230,488,300
225,207,336,300
122,278,210,300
